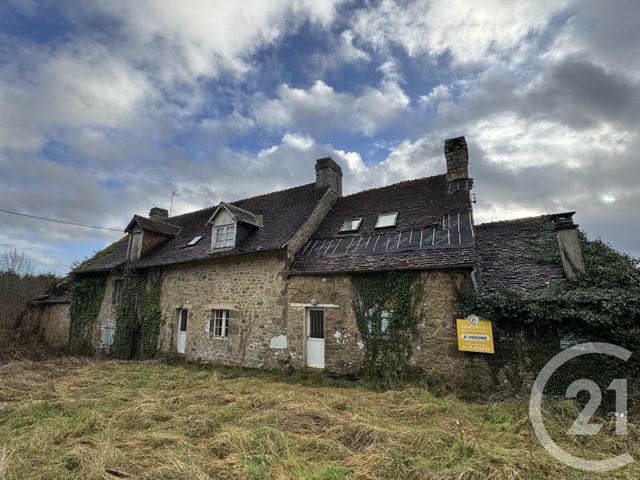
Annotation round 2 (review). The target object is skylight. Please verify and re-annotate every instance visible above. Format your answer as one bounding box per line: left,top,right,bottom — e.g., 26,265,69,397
186,235,204,247
339,218,363,233
375,213,398,229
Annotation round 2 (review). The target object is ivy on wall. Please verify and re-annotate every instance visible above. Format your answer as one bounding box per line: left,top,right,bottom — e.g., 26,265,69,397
112,270,164,359
351,271,426,378
459,226,640,392
68,275,106,354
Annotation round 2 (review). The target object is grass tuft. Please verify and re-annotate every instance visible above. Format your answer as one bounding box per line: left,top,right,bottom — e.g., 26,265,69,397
0,358,637,479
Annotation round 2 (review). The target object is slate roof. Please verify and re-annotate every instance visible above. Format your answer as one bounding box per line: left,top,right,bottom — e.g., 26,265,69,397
125,215,182,236
475,215,566,292
76,183,328,272
291,174,475,274
211,202,262,227
312,175,471,237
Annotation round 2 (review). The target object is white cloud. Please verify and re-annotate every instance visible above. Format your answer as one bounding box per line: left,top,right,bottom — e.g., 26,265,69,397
253,79,409,136
351,0,569,65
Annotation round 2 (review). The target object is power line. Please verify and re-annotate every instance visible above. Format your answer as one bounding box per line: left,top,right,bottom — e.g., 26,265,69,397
0,208,123,232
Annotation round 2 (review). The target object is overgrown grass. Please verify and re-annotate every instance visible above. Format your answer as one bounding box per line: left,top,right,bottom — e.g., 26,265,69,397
0,358,637,479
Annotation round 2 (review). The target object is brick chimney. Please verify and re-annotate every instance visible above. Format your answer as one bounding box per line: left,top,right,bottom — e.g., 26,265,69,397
444,136,469,182
315,157,343,196
553,213,586,282
149,207,169,220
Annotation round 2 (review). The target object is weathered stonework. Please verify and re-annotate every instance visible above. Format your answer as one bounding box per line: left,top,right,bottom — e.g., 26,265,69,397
157,251,297,370
41,303,70,347
19,302,70,348
93,273,122,349
286,270,493,387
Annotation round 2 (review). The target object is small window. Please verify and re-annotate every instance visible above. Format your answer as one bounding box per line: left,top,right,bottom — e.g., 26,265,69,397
128,232,143,260
187,235,204,247
375,212,398,229
102,323,115,348
213,224,236,249
339,218,363,233
366,310,391,337
178,308,188,332
112,279,124,306
210,309,229,338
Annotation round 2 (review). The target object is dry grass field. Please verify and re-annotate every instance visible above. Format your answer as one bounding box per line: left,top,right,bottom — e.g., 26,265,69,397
0,358,637,480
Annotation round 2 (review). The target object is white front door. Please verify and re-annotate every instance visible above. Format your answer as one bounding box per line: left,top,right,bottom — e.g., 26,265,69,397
177,308,188,354
306,309,325,369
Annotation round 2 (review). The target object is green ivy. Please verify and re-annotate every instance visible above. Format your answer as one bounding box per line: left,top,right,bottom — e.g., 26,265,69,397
351,271,426,378
459,226,640,391
68,275,106,354
112,270,164,359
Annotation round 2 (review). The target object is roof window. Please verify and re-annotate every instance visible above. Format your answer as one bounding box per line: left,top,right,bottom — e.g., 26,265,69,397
339,218,363,233
375,212,398,229
186,235,203,247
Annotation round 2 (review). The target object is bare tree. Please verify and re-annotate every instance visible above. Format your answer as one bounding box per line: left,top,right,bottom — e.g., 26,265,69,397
0,249,33,276
0,249,59,333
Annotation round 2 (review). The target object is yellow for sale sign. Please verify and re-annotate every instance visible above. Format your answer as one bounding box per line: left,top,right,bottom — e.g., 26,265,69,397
456,315,494,354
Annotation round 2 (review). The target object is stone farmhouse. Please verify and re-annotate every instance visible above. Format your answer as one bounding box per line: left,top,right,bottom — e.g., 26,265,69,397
42,136,584,378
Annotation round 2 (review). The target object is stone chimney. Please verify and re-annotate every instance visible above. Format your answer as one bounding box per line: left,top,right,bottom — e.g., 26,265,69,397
444,136,469,182
149,207,169,220
315,157,343,196
553,213,586,282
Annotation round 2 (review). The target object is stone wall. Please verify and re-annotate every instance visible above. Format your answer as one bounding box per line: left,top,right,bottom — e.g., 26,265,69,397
18,302,70,348
157,251,299,370
41,303,71,347
93,273,122,349
287,270,493,386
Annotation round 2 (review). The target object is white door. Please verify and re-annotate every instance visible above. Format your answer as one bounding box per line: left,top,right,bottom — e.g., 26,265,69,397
306,309,325,368
177,308,188,354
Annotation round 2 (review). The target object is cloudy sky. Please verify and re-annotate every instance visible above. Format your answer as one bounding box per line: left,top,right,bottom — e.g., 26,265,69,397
1,0,639,274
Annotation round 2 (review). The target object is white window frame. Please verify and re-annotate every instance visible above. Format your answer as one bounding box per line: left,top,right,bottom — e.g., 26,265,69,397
375,212,398,229
212,224,236,250
210,309,230,338
339,217,363,233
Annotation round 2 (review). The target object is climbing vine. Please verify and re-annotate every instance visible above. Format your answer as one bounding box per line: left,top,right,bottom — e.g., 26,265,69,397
459,226,640,392
112,270,164,359
351,271,426,378
68,275,106,354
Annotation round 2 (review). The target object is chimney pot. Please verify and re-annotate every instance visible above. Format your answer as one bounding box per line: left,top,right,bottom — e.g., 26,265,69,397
149,207,169,220
315,157,343,196
444,136,469,182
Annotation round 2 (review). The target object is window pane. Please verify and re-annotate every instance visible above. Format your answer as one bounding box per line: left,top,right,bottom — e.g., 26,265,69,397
179,309,188,331
309,310,324,339
375,213,398,228
340,218,362,233
213,309,229,337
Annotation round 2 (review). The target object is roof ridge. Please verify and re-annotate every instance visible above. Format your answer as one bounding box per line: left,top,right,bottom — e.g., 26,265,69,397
475,213,563,228
230,182,316,205
135,214,182,229
340,174,447,199
166,182,316,221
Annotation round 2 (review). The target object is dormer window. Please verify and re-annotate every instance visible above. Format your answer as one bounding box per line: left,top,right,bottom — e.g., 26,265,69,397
124,213,180,261
128,230,143,260
213,224,236,249
207,201,260,253
339,218,363,233
375,212,398,229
